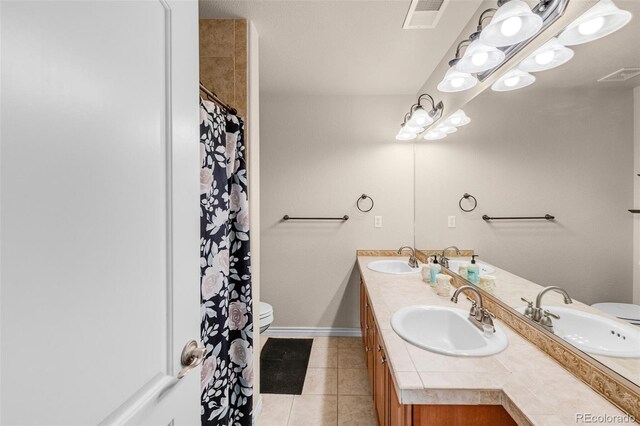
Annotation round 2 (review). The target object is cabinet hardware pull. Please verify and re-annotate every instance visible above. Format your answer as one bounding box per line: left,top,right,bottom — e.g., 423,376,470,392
380,356,386,364
376,344,382,352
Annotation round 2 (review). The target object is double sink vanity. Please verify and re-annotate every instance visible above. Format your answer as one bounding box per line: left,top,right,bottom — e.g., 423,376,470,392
358,251,636,426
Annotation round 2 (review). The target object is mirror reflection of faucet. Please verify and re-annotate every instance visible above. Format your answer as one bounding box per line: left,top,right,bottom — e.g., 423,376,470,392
521,286,573,333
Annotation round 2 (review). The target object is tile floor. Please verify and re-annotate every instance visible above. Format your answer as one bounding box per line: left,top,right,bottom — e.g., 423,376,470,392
258,336,377,426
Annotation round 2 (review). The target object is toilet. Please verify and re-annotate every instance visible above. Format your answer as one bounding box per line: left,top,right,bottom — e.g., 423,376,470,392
258,302,274,333
592,303,640,326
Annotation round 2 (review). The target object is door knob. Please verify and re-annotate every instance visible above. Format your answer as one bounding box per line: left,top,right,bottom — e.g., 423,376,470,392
177,339,206,379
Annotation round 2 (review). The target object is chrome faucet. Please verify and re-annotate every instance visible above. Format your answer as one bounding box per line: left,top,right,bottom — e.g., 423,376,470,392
397,246,418,268
522,286,573,333
440,245,461,269
451,285,496,333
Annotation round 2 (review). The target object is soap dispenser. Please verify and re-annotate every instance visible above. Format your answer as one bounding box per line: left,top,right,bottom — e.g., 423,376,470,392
429,255,441,285
467,255,480,285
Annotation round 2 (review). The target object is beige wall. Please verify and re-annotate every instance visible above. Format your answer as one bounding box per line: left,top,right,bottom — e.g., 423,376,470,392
415,87,634,305
260,94,415,328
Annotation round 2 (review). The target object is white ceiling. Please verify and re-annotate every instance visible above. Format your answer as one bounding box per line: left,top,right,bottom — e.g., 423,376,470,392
199,0,483,95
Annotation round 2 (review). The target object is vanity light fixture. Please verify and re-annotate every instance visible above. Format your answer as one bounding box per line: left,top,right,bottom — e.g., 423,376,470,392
558,0,632,46
438,39,479,93
491,67,536,91
456,10,506,74
396,113,418,141
457,37,506,74
519,37,574,72
396,95,444,141
480,0,543,47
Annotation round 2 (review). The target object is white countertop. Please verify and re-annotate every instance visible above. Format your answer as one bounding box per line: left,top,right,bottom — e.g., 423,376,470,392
358,255,632,426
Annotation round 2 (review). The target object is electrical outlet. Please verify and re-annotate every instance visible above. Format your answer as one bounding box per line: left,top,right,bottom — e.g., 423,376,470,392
448,216,456,228
374,216,383,228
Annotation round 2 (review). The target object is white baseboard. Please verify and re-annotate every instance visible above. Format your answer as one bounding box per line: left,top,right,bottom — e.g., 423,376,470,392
263,327,362,337
252,396,262,425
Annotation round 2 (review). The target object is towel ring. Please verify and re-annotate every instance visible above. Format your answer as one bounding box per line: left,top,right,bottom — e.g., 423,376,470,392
459,193,477,212
357,194,374,213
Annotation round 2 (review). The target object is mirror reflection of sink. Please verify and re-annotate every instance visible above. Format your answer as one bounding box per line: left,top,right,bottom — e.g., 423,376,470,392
446,259,495,275
367,260,420,275
516,305,640,358
391,305,508,357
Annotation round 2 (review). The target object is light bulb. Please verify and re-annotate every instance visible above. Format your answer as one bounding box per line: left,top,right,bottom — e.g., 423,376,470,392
578,16,605,35
424,131,447,141
519,37,574,72
558,0,632,46
456,39,506,74
436,125,457,134
492,68,536,91
408,107,431,127
504,76,520,87
444,110,471,127
450,78,464,88
480,0,543,47
471,51,489,66
501,16,523,37
438,67,477,92
535,50,555,65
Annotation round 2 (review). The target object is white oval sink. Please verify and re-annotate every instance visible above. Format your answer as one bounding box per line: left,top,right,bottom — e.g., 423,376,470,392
446,259,495,276
516,305,640,358
367,260,420,275
391,305,508,357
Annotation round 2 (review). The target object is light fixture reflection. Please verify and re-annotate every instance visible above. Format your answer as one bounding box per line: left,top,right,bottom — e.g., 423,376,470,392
558,0,632,46
407,106,434,128
424,131,447,141
445,110,471,127
519,37,574,72
492,68,536,91
435,125,458,134
437,67,478,93
480,0,543,47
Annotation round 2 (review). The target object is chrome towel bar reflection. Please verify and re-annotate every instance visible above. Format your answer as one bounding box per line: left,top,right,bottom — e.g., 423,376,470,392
283,215,349,221
483,214,555,221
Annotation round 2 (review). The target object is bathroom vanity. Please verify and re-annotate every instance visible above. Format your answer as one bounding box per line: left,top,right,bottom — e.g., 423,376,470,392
358,253,630,426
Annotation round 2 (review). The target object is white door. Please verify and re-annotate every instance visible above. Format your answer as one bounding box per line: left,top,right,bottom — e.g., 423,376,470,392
1,0,201,424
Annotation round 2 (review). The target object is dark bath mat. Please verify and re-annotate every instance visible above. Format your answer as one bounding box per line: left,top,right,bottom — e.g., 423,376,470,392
260,338,313,394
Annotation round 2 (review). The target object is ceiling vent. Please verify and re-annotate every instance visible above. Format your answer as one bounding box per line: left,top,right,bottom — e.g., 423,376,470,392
598,67,640,82
403,0,449,29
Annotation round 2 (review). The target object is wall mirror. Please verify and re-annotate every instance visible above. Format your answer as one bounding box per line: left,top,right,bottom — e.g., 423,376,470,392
415,0,639,388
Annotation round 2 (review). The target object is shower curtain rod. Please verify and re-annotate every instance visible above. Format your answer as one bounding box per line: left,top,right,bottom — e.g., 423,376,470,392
199,81,237,115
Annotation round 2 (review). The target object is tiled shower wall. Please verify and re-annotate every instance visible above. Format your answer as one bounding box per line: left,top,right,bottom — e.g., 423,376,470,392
199,19,247,118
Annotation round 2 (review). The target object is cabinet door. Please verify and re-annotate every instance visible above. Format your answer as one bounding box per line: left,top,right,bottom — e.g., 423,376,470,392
389,377,410,426
360,281,367,347
374,332,388,426
366,301,375,391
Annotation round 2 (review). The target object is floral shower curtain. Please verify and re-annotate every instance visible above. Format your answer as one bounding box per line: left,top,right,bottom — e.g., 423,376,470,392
199,98,253,425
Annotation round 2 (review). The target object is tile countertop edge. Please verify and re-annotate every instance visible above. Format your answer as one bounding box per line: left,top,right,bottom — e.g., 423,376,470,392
356,255,632,426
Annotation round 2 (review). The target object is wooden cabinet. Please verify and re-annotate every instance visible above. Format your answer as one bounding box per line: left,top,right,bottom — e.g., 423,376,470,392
360,280,516,426
389,375,411,426
374,331,388,426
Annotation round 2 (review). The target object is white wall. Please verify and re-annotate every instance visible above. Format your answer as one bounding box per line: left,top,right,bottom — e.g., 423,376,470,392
416,87,634,305
260,94,415,328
